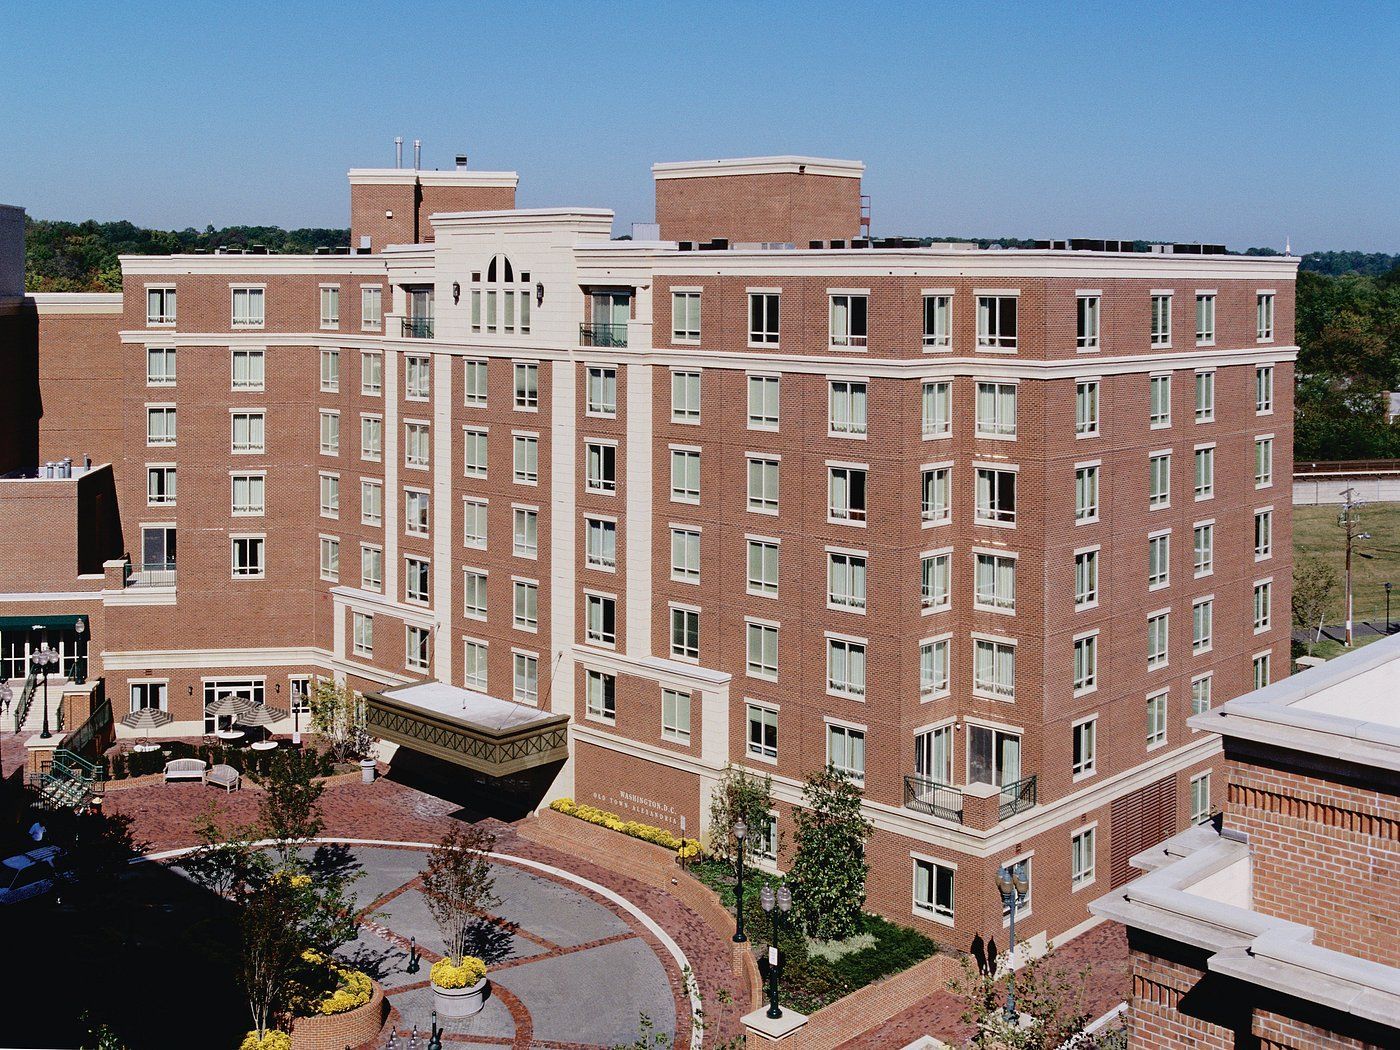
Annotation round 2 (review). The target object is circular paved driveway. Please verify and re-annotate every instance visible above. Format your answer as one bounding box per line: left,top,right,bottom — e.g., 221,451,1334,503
175,842,687,1049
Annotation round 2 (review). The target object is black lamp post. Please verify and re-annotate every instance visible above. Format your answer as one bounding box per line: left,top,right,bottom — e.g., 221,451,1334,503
406,935,420,974
759,883,792,1019
1386,582,1393,635
31,640,59,739
732,820,748,943
995,864,1030,1024
73,619,86,685
426,1010,442,1050
0,680,13,794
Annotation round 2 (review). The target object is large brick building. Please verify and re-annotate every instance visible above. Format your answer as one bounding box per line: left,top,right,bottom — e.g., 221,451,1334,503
0,153,1298,953
1093,634,1399,1049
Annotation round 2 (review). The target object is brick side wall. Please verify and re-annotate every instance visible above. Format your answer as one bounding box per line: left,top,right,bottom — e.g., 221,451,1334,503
656,172,861,245
35,309,125,470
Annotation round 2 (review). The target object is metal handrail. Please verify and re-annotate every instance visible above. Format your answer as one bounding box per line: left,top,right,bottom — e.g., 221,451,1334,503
401,317,434,339
64,698,112,762
12,669,38,733
999,775,1038,820
579,323,628,348
126,562,177,588
903,775,965,824
53,747,105,785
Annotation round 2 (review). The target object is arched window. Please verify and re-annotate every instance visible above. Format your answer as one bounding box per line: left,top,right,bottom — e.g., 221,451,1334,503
472,255,531,336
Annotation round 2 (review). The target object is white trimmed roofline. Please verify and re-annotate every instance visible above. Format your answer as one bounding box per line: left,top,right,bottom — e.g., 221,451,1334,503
652,155,865,180
348,168,518,188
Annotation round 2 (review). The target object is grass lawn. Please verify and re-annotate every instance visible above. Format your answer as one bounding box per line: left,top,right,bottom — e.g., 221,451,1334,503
1292,502,1400,626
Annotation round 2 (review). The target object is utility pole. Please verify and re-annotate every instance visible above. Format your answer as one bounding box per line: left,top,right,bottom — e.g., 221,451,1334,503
1338,488,1371,647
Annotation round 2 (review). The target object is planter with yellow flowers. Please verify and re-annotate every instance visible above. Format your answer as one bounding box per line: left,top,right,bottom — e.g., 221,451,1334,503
430,955,489,1017
421,824,500,1019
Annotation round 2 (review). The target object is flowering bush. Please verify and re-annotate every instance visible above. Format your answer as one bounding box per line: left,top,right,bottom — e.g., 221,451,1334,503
292,950,373,1016
240,1032,292,1050
431,955,487,988
549,798,702,858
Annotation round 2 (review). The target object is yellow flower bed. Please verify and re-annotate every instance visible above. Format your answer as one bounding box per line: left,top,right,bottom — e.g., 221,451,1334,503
431,955,487,988
549,798,703,857
240,1032,292,1050
295,949,374,1016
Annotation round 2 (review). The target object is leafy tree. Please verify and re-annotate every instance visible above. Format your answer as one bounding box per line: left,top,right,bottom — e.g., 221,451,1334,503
787,768,873,940
420,823,499,965
707,765,776,864
1292,556,1339,652
181,801,262,901
50,809,148,911
308,678,371,764
952,945,1123,1049
258,751,326,865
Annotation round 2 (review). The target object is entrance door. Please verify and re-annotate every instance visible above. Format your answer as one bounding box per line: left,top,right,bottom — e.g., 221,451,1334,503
591,292,630,346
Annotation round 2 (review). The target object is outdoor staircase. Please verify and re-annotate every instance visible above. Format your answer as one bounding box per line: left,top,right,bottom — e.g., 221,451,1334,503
11,673,71,735
27,748,103,811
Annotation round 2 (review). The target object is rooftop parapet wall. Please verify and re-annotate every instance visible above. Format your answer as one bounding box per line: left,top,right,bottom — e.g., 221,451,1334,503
0,463,122,590
348,168,519,251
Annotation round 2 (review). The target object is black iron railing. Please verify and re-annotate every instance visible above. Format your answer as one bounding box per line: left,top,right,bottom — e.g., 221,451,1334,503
999,775,1038,820
402,317,435,339
579,323,627,348
903,775,965,824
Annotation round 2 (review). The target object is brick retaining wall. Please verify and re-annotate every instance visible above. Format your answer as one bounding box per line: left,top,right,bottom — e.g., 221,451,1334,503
289,979,387,1050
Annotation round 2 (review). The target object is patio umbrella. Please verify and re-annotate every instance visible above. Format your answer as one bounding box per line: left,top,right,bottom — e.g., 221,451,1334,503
204,693,257,735
120,706,173,749
236,703,290,746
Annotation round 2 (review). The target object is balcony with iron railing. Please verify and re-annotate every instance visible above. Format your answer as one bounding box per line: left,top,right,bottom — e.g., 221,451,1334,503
124,561,177,588
903,775,965,823
998,774,1037,819
903,773,1037,827
401,316,435,339
579,322,628,348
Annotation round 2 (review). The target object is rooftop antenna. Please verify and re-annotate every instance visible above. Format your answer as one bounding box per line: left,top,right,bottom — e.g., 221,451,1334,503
1284,236,1293,257
413,139,421,170
394,136,403,169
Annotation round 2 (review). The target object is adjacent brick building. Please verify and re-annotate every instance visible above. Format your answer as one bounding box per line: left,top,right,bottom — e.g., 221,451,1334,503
0,155,1299,953
1093,634,1400,1049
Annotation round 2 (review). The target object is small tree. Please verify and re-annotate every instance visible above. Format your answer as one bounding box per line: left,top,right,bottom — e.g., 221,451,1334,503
1292,555,1338,654
182,801,263,901
707,765,775,864
786,767,873,940
421,823,499,964
309,678,371,763
258,751,326,865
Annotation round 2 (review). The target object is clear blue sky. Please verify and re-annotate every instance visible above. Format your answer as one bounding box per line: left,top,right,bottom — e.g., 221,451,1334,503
3,1,1396,252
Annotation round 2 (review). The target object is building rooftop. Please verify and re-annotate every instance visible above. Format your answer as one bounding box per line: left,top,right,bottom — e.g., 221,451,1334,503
378,681,559,733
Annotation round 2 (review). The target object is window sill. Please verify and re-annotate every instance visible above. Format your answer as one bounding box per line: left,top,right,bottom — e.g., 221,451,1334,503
912,905,956,928
920,689,950,704
829,517,867,528
745,752,778,767
826,601,866,615
1072,769,1096,784
1070,876,1097,894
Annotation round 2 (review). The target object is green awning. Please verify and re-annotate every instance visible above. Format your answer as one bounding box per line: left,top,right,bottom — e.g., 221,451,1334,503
0,615,88,632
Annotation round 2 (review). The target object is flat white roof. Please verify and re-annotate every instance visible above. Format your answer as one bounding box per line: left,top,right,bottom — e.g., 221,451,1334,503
379,681,556,732
652,155,864,180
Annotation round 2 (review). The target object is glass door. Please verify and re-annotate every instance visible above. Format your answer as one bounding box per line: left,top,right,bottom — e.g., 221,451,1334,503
141,526,176,570
915,726,953,784
968,725,1021,787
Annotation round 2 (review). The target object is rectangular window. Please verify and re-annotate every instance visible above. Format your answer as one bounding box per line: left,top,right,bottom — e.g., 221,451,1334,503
1072,718,1096,777
586,367,618,416
320,349,342,395
1148,613,1170,670
1253,652,1272,689
830,465,868,523
360,416,382,461
1191,674,1213,716
828,380,867,436
1073,634,1098,694
1194,446,1214,499
977,295,1018,349
749,292,780,344
1075,465,1099,522
405,489,431,537
463,640,488,690
146,465,176,506
352,611,373,656
1193,598,1214,653
1255,437,1273,486
1150,294,1172,346
670,528,700,582
1253,580,1272,632
404,422,430,468
463,499,488,549
1190,772,1212,825
513,580,539,630
319,472,339,518
1149,453,1171,508
1146,691,1168,747
405,355,430,400
319,536,339,583
1148,533,1171,589
973,637,1016,700
671,291,701,342
922,381,951,438
975,467,1016,525
586,517,617,569
320,286,340,329
921,466,951,524
924,294,951,348
232,349,265,391
1150,374,1172,427
512,434,538,484
919,639,950,698
975,382,1017,437
405,556,430,604
232,286,265,327
1195,370,1215,422
1074,549,1099,607
662,688,691,744
231,473,265,515
231,535,265,578
747,456,780,513
146,286,176,326
361,285,382,329
462,429,489,478
1071,827,1096,888
828,551,867,610
969,725,1022,787
512,507,537,558
1075,380,1099,436
748,375,780,429
360,480,383,527
319,410,340,456
671,370,701,422
921,552,951,612
146,347,176,386
360,351,382,395
1195,294,1216,344
827,722,866,782
511,361,541,410
1254,509,1273,559
1077,295,1100,349
747,704,777,760
146,406,176,446
514,652,539,705
670,606,699,661
747,539,779,596
975,553,1016,611
829,293,868,347
1255,365,1274,413
360,546,383,592
1256,293,1275,341
746,621,779,679
914,858,955,919
827,637,866,697
463,359,487,406
670,449,700,503
585,593,617,647
462,570,487,618
1194,522,1214,576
